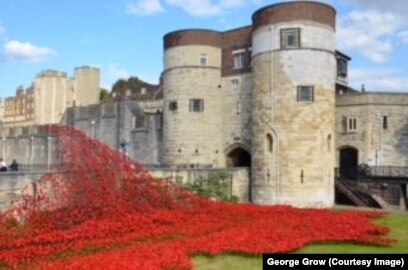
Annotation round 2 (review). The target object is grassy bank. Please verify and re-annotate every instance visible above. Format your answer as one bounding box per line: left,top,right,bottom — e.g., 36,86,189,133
194,212,408,270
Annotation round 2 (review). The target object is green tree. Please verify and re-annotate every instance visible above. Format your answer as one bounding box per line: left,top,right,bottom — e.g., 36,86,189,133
111,76,154,93
99,88,110,102
183,172,239,203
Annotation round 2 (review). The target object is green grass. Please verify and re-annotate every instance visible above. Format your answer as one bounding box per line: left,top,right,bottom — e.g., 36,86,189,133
193,212,408,270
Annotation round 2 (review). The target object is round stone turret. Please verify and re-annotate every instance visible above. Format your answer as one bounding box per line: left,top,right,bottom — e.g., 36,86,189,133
162,30,224,167
250,1,336,207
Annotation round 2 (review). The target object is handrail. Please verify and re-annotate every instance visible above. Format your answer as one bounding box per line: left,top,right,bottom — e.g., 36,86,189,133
336,166,408,181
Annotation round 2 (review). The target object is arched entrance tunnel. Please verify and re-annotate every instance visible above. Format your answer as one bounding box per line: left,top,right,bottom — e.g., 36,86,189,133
339,146,359,180
227,147,251,167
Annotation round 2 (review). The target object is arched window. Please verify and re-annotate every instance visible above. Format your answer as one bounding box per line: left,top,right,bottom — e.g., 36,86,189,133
266,133,273,153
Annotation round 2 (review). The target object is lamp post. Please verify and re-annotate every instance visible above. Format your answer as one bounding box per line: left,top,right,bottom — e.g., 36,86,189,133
375,113,382,166
0,121,4,159
91,120,95,138
13,99,16,128
2,137,5,160
47,136,51,171
30,135,34,169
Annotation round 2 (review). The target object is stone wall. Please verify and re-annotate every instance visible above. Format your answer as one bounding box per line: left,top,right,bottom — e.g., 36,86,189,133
0,172,43,211
61,101,163,165
0,126,59,166
0,167,250,212
336,93,408,166
221,73,252,155
150,167,250,202
0,100,162,166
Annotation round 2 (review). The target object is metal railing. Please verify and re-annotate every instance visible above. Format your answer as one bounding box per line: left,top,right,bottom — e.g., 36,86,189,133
336,166,408,181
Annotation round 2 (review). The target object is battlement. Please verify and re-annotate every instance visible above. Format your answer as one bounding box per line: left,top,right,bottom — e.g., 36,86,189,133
37,70,68,78
74,66,100,72
336,93,408,107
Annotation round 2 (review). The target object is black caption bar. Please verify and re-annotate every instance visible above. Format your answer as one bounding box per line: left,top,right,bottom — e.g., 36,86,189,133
263,254,406,270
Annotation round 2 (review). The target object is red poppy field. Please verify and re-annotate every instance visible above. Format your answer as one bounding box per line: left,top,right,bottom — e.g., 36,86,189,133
0,126,394,269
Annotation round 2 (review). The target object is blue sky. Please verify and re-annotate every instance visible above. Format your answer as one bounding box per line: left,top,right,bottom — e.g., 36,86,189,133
0,0,407,98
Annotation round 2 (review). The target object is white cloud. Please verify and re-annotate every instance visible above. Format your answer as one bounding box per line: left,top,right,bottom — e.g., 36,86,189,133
126,0,256,17
126,0,164,16
337,10,405,63
166,0,246,17
344,0,408,14
4,40,55,63
349,68,408,92
398,31,408,45
166,0,220,16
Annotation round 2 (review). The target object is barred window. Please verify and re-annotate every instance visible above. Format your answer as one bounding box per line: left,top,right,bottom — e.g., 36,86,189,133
200,54,208,66
189,99,204,112
297,86,314,102
281,28,300,49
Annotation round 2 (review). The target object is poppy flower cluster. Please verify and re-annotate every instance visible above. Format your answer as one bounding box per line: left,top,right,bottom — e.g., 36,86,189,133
0,125,393,269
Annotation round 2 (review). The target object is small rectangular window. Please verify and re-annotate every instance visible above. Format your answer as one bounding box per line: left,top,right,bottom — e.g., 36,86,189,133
337,58,348,77
233,52,245,69
281,28,300,49
231,79,240,86
169,101,178,111
189,99,204,112
297,86,314,102
200,54,208,66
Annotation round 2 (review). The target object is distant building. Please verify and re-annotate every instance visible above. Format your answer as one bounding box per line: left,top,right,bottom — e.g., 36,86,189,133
2,66,100,127
111,80,160,102
336,93,408,168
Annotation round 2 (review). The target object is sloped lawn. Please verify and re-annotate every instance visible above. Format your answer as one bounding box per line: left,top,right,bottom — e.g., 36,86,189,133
194,212,407,270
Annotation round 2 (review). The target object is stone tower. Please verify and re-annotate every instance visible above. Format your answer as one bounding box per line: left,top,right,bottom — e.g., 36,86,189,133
251,1,336,207
74,66,100,107
33,70,69,124
162,30,224,166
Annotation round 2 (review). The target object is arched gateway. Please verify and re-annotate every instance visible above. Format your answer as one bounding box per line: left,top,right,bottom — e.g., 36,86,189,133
226,145,251,167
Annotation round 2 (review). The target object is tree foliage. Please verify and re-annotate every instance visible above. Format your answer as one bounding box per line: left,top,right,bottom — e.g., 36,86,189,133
99,88,110,102
111,76,154,93
183,172,239,203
